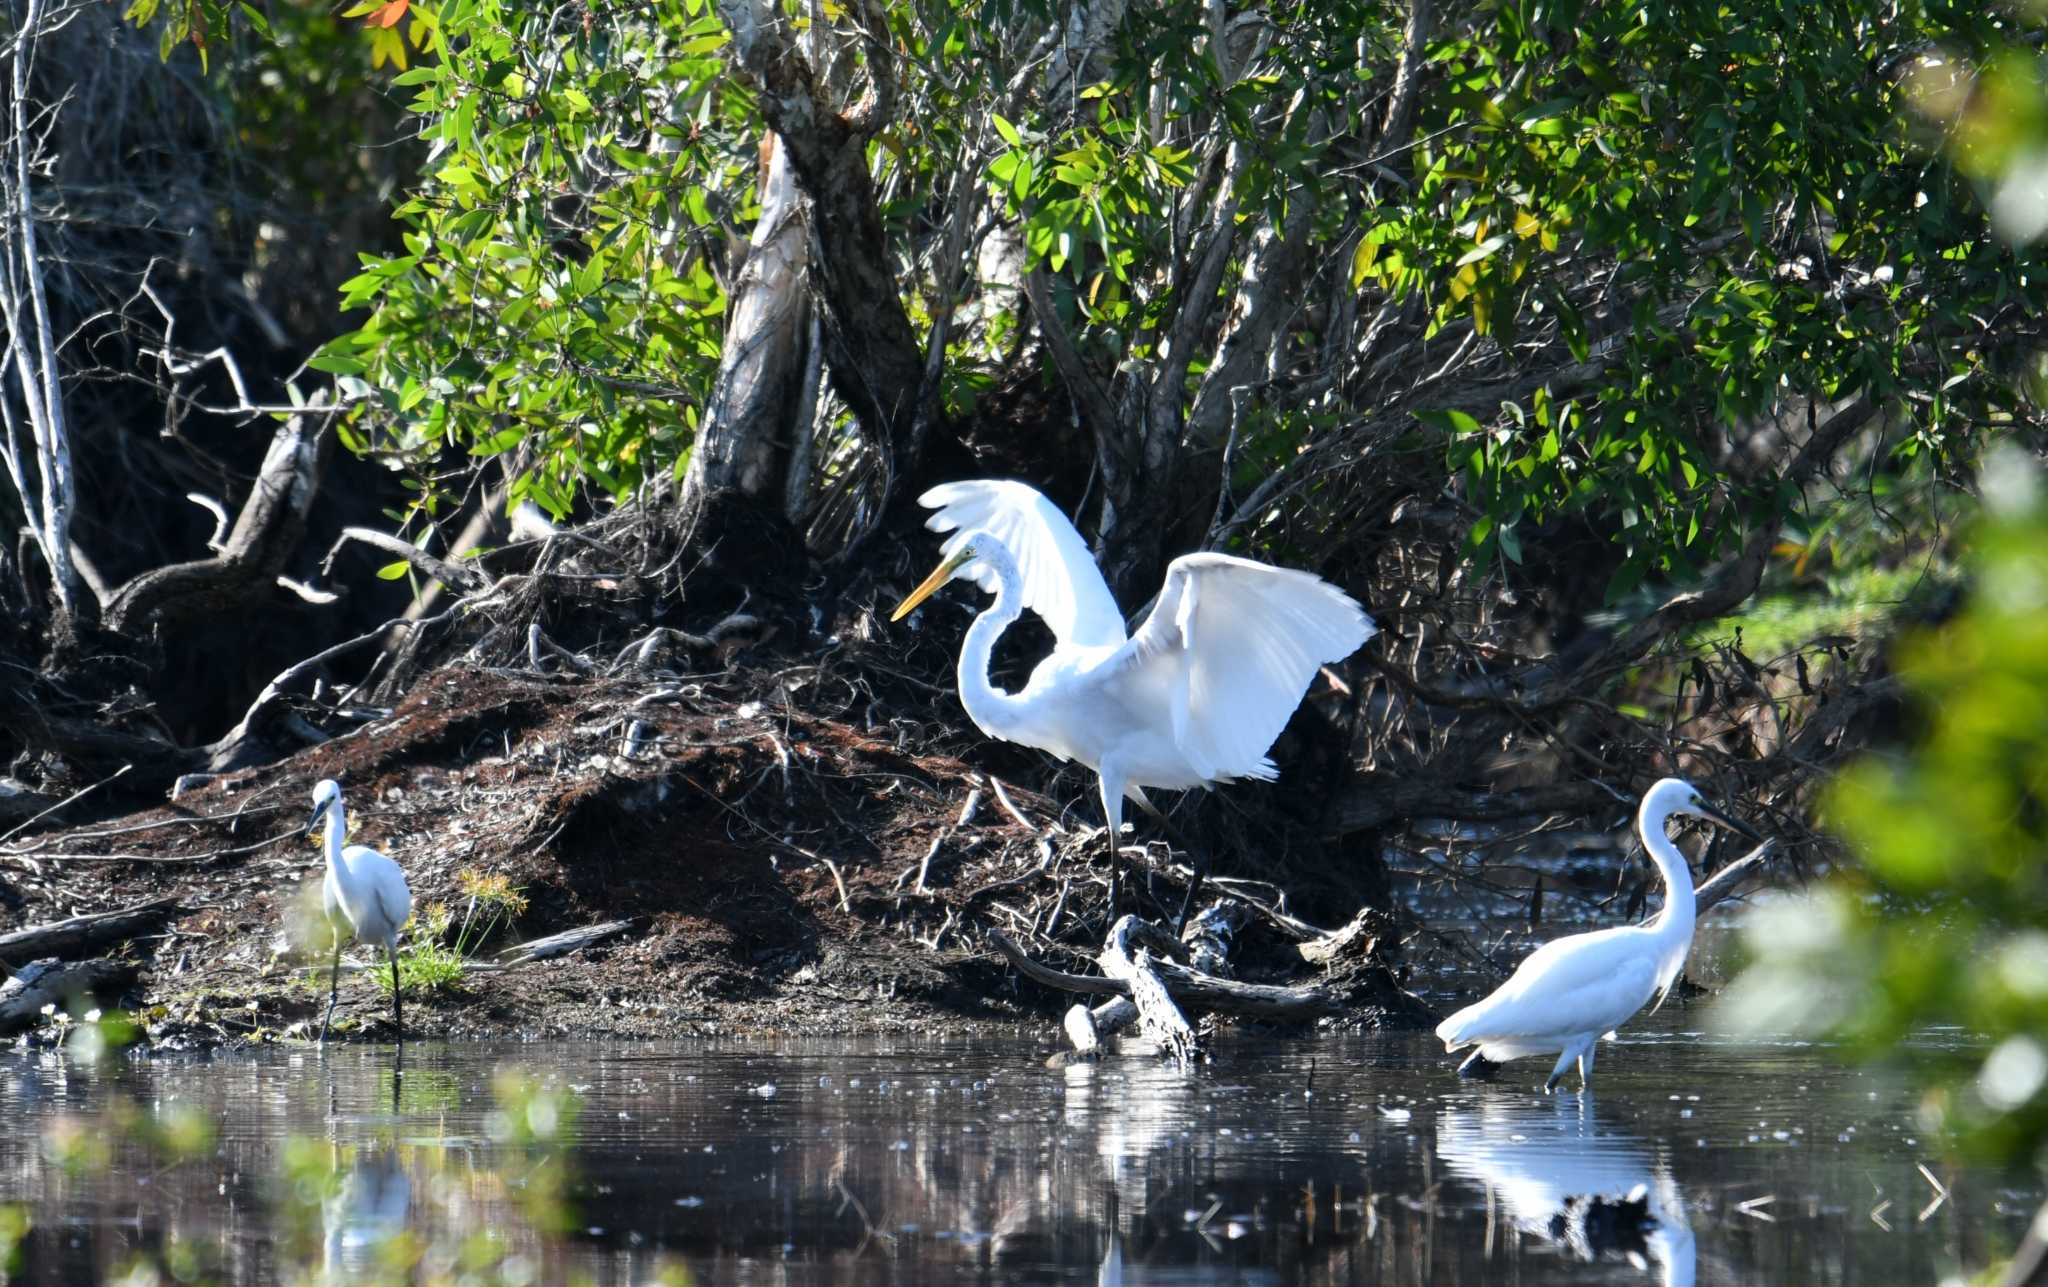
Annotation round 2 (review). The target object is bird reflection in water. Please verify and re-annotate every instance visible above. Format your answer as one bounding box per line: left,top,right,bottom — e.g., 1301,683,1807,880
321,1149,412,1278
1435,1099,1695,1287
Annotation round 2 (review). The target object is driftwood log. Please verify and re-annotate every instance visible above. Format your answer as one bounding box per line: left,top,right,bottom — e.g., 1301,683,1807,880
987,893,1343,1057
495,918,641,964
0,958,135,1034
1096,915,1198,1065
0,897,180,969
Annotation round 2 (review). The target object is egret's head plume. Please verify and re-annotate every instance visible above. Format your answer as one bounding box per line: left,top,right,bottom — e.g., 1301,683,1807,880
891,544,978,622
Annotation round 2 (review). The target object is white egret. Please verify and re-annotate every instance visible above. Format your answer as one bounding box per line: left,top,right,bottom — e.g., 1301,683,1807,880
306,778,413,1045
890,480,1374,909
1435,777,1760,1092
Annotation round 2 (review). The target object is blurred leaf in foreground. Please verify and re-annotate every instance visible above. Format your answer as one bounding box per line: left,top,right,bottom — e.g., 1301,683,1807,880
1722,447,2048,1168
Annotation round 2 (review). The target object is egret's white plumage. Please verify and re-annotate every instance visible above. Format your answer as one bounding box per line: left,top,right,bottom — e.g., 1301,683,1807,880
894,480,1374,877
1436,1103,1695,1286
1436,778,1759,1092
308,778,412,1045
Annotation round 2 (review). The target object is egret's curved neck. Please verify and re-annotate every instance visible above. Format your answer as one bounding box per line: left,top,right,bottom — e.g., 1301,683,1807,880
1638,797,1697,943
956,550,1030,738
322,803,349,873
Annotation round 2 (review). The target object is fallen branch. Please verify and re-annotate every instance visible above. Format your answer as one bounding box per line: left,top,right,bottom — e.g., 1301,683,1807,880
1099,915,1197,1065
199,608,460,778
322,525,486,593
986,928,1345,1019
0,897,180,970
496,918,642,965
0,958,135,1035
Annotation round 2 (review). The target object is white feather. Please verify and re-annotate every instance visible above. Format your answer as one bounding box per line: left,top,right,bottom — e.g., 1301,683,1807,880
904,483,1375,848
919,480,1127,650
1435,778,1737,1092
1101,553,1377,783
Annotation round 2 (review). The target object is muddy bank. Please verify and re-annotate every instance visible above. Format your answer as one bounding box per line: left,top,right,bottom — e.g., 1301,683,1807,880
0,651,1424,1050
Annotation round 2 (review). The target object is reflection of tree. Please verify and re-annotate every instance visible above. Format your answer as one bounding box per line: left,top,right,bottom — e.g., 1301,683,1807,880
1435,1098,1694,1287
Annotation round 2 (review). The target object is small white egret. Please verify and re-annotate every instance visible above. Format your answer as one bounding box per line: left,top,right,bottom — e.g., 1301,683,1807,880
306,779,413,1045
1435,777,1760,1092
890,480,1374,908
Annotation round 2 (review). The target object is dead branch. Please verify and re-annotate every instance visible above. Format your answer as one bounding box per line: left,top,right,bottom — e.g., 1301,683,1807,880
496,917,642,964
1694,838,1778,917
986,928,1345,1019
0,896,179,969
104,405,335,632
1098,914,1197,1064
322,525,486,593
202,607,460,775
0,957,134,1034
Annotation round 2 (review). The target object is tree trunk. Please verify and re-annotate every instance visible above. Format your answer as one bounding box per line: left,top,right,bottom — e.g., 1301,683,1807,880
677,134,817,535
713,0,928,512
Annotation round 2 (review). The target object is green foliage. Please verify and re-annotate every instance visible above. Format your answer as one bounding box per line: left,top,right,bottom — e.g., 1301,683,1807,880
1361,0,2041,588
383,912,468,993
1723,459,2048,1166
130,0,2048,586
305,0,754,526
0,1203,26,1279
372,869,528,996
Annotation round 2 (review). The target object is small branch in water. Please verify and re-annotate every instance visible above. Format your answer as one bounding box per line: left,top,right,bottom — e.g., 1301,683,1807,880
986,928,1345,1019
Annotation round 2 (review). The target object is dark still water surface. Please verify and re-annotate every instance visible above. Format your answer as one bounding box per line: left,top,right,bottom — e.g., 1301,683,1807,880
0,1016,2034,1283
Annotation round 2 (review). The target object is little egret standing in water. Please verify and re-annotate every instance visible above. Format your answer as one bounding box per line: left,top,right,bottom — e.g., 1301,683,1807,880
1435,777,1760,1092
890,480,1374,907
306,779,412,1046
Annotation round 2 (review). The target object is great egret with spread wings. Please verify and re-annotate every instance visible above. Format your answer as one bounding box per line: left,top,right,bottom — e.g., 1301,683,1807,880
890,480,1375,910
1435,777,1761,1092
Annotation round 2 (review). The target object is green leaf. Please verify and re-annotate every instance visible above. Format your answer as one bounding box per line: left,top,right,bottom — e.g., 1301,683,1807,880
1414,408,1484,436
376,560,412,580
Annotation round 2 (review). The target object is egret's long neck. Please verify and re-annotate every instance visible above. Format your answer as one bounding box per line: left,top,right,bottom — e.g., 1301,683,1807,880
956,557,1030,739
1638,798,1697,943
322,803,349,874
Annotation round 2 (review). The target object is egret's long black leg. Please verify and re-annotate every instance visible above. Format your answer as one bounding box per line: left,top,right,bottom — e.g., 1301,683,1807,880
389,945,404,1049
1172,848,1208,937
320,937,343,1046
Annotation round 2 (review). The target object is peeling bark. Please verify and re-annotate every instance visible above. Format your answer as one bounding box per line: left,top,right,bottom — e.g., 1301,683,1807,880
713,0,924,470
679,134,816,525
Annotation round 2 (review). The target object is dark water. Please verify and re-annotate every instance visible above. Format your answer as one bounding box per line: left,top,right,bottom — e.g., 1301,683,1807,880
0,1011,2034,1284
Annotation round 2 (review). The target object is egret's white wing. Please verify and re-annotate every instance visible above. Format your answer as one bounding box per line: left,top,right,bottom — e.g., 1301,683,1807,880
919,480,1126,650
1102,553,1375,782
1437,929,1660,1049
345,845,412,939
